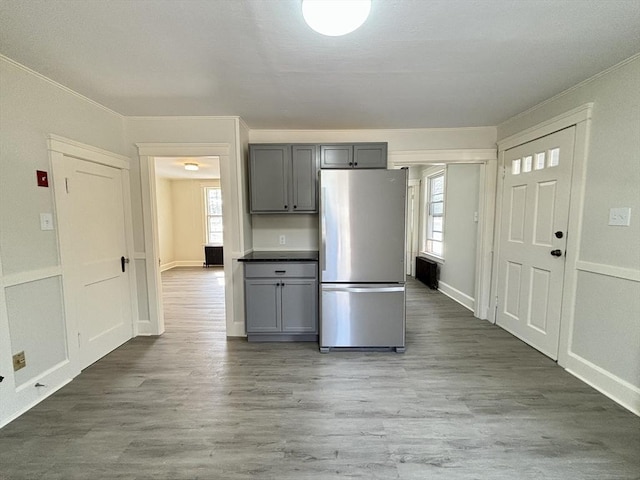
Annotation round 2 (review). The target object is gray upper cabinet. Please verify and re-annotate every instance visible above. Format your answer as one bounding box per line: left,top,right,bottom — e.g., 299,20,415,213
320,143,388,169
320,144,353,168
249,144,289,213
354,143,388,168
249,144,318,214
291,145,318,212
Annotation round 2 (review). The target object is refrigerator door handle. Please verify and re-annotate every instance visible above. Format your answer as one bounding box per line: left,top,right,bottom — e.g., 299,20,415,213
322,286,405,293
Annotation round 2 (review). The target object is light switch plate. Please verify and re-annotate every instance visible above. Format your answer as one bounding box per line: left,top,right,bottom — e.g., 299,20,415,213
608,207,631,226
40,213,54,230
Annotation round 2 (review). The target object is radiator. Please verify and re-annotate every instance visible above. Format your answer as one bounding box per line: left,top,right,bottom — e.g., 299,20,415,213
415,256,438,289
204,246,223,267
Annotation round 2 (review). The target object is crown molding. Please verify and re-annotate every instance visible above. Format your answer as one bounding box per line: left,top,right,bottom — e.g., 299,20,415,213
1,54,123,118
499,53,639,130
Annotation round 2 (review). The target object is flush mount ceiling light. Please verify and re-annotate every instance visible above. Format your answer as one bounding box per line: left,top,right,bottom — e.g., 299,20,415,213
302,0,371,36
184,162,199,171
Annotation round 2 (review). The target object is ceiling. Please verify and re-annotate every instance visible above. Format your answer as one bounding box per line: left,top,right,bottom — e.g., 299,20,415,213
1,0,639,130
155,156,220,179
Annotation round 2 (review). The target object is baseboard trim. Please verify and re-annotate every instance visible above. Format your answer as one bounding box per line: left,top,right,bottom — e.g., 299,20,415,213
565,351,640,416
136,319,156,336
438,281,475,312
160,261,177,272
1,375,74,428
161,261,207,272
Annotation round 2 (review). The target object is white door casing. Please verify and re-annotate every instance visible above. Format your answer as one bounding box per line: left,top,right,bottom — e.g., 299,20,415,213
136,142,241,337
496,127,576,360
406,180,420,276
50,135,137,370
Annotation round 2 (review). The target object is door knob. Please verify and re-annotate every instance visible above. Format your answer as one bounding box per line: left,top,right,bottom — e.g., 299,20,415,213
555,231,564,239
550,249,562,257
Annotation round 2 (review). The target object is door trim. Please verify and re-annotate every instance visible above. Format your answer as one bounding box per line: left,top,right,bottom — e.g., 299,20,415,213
48,134,138,368
136,142,242,337
491,103,593,368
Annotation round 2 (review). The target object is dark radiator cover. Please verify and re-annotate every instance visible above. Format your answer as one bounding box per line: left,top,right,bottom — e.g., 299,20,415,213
204,246,223,267
415,256,438,289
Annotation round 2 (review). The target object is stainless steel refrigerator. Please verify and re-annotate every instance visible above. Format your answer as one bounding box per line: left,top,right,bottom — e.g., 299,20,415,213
319,169,407,353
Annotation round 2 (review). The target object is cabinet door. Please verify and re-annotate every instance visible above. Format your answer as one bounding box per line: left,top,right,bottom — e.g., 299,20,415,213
291,145,318,212
320,144,353,169
281,279,318,333
245,280,281,332
353,143,388,169
249,144,290,212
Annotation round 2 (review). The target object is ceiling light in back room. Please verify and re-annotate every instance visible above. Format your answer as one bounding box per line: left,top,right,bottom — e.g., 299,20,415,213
302,0,372,36
184,163,199,171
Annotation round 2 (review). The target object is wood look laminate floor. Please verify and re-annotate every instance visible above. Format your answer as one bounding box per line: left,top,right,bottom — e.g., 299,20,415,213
1,267,638,479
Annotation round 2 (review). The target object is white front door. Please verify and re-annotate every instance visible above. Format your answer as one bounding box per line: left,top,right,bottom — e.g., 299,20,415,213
496,127,575,360
55,157,133,369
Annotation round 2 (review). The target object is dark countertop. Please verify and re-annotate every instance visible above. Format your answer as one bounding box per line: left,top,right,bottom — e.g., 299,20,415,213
238,250,319,262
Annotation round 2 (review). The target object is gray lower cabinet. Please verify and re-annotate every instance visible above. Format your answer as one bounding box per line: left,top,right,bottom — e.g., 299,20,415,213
249,144,318,213
244,262,318,341
320,143,387,169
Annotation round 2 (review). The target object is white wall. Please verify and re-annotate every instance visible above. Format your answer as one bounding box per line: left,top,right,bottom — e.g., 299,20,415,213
0,56,126,426
248,127,496,250
155,177,175,269
417,164,480,310
156,178,221,270
439,164,480,309
498,55,640,413
173,179,220,265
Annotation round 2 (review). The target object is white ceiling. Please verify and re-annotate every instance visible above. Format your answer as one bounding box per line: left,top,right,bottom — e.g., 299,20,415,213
1,0,639,129
155,156,220,180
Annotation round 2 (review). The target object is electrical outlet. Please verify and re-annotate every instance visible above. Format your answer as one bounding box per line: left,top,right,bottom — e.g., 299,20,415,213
13,351,26,371
279,234,286,245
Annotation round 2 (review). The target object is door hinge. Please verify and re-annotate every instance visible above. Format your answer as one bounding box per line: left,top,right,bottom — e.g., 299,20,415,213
501,166,506,179
77,332,81,347
65,177,70,193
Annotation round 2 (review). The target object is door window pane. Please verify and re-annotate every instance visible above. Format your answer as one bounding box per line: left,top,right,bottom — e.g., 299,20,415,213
548,148,560,167
512,159,521,175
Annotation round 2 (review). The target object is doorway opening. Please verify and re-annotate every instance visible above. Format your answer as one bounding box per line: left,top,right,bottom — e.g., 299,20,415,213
404,163,484,315
152,155,226,333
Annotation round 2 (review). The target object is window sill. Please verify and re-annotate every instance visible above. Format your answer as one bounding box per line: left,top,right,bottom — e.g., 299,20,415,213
418,252,445,264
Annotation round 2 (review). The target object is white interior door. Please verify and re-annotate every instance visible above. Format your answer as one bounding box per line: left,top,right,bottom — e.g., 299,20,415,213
57,157,133,369
496,127,575,360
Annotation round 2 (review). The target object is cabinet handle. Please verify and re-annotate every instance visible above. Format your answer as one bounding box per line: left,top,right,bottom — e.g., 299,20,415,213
284,205,288,209
275,270,286,274
354,162,358,166
293,205,297,209
348,162,353,166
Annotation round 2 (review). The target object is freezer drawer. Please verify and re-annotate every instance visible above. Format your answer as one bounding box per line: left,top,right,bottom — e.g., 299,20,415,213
320,284,405,350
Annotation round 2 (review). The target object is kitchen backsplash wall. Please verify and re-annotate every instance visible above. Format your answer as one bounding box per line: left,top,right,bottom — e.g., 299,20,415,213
252,214,319,251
